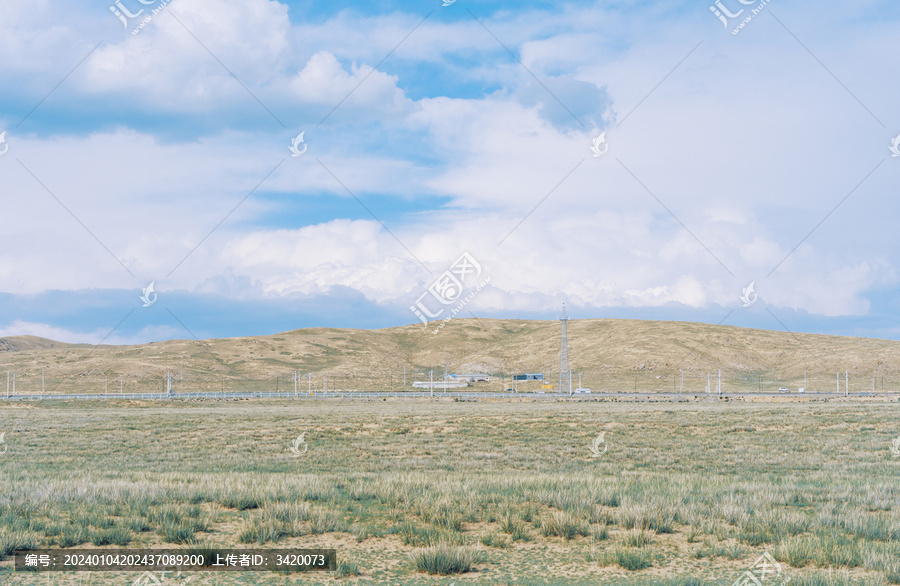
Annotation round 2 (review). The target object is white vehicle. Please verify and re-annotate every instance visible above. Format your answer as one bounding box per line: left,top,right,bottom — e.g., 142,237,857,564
574,388,592,394
778,387,790,393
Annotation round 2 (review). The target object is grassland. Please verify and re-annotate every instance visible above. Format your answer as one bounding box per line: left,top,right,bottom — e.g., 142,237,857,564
1,398,899,584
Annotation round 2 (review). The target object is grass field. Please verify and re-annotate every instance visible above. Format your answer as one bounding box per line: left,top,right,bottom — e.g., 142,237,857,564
1,398,899,584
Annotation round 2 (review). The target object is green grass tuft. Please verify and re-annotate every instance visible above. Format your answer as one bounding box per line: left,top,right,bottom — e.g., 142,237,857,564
408,543,482,575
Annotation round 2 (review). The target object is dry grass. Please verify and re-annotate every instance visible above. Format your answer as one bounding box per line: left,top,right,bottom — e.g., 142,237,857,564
0,399,899,584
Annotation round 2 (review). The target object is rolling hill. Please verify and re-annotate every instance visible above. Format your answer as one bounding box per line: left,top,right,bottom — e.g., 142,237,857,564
1,319,899,394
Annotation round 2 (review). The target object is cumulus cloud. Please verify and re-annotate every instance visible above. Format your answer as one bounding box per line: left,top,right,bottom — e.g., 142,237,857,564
0,0,898,340
0,320,179,345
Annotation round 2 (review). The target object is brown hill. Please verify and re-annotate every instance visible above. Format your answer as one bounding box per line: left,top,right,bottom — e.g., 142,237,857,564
0,319,898,394
0,336,77,353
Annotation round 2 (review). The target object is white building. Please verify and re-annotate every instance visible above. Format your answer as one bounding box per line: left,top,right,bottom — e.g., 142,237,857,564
447,373,490,382
412,380,470,389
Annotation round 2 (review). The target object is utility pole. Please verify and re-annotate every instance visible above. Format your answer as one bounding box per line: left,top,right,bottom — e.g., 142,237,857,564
6,371,9,399
845,369,849,397
706,372,710,394
105,374,108,395
559,303,572,395
430,369,434,398
717,369,721,395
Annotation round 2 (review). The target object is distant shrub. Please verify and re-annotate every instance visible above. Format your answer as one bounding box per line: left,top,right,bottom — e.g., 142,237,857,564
238,516,286,545
126,517,151,533
219,494,263,511
89,525,132,546
500,512,531,541
623,529,653,548
541,512,589,540
159,522,196,545
602,546,652,571
309,509,348,535
409,543,482,575
54,526,87,548
399,523,455,547
335,558,362,578
479,532,508,548
592,524,609,541
0,529,40,558
186,542,229,567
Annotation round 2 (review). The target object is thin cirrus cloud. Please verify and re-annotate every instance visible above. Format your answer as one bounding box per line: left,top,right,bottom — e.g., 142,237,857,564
0,0,898,344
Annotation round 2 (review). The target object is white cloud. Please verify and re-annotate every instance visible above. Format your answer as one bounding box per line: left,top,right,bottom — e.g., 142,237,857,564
0,320,178,345
288,51,412,114
79,0,291,108
1,0,898,330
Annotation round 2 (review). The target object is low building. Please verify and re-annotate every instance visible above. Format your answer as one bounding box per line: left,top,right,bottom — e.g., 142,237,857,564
448,373,490,382
513,373,543,381
412,380,470,389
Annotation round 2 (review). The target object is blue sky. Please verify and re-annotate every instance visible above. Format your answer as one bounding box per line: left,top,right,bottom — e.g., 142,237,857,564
1,0,899,344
